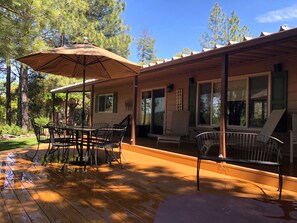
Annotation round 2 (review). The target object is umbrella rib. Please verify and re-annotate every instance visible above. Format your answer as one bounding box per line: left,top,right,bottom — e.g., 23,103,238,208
71,62,80,77
57,55,85,77
35,54,84,73
90,56,139,74
35,55,62,71
112,59,139,74
61,55,84,65
98,59,112,79
86,56,105,66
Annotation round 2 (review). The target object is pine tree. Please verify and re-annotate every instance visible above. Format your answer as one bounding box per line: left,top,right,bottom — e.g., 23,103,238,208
136,30,156,65
199,2,251,48
0,0,133,129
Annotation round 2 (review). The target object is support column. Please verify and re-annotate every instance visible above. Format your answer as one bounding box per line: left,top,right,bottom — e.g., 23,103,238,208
220,54,228,158
52,93,55,123
65,91,69,125
90,85,95,127
131,76,138,145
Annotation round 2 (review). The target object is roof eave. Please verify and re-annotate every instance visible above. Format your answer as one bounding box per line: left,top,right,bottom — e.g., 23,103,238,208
141,27,297,73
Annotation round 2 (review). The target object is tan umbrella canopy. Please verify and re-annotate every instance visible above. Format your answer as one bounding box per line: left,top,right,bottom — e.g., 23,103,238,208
17,43,141,127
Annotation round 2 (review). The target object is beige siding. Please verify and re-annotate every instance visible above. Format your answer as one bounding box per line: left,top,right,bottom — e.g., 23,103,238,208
138,72,191,130
91,53,297,133
92,78,134,125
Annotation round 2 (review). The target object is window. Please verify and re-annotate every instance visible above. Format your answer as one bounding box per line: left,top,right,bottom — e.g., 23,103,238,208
197,74,269,128
198,83,211,125
140,89,165,134
212,83,221,125
227,79,246,126
95,93,117,113
141,91,152,125
249,76,268,127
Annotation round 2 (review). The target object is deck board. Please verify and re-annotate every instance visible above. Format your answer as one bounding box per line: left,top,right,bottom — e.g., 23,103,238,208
0,145,296,223
2,156,51,223
0,192,12,223
46,167,153,222
0,177,31,223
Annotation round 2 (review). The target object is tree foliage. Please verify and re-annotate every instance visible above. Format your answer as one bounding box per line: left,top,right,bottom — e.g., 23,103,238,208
0,0,132,129
136,30,156,65
199,2,251,48
175,48,193,57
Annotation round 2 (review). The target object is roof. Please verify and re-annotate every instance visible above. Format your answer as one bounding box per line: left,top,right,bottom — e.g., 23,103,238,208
51,79,99,93
51,25,297,92
141,25,297,73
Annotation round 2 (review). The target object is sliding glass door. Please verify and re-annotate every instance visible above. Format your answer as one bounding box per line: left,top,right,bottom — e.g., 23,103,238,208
141,89,165,134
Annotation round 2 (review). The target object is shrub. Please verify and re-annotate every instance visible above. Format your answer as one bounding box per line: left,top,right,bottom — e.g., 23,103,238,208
0,124,27,136
34,117,50,126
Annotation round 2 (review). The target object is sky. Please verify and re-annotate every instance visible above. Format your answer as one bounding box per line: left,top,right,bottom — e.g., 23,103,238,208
122,0,297,62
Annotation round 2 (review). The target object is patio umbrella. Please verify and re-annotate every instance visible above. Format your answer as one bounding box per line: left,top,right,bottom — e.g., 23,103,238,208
17,43,141,127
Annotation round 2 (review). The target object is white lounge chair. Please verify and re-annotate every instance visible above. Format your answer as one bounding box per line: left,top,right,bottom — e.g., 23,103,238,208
259,108,286,137
157,111,190,148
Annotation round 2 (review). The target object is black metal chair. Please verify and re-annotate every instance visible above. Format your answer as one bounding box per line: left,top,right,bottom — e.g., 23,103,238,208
92,122,109,129
31,120,51,161
105,125,127,168
92,125,127,168
91,128,112,168
43,124,76,165
118,115,131,128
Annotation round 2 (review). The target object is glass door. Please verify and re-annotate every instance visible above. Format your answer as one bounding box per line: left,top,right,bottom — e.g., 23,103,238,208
141,89,165,134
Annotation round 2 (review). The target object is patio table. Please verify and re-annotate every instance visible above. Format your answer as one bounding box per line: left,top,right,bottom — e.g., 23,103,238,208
71,126,97,163
44,125,97,164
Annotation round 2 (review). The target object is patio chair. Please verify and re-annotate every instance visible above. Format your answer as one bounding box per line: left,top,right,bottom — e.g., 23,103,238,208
290,113,297,163
157,111,190,148
91,122,109,139
43,124,76,165
92,122,109,129
118,115,131,127
93,125,127,168
30,120,51,161
259,108,286,137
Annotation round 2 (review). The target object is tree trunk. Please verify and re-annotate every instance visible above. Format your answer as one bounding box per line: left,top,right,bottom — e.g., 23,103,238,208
6,60,11,125
18,65,29,131
17,65,22,127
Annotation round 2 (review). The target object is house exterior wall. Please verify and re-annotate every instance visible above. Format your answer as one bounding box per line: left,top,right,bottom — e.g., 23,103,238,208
138,54,297,131
92,78,134,125
91,53,297,133
138,72,191,131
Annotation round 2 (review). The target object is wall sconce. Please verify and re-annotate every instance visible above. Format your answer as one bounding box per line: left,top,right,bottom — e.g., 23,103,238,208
167,83,174,93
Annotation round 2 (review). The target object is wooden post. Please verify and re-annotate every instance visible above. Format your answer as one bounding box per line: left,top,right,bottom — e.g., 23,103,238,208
131,76,138,145
90,85,95,128
65,91,68,125
220,54,228,158
52,93,55,123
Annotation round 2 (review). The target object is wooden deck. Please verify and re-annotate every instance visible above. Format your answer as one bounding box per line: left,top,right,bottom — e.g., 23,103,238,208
1,145,297,222
127,136,297,178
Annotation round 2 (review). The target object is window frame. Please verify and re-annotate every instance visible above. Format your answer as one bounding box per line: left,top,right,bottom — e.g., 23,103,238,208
95,93,114,113
196,72,271,129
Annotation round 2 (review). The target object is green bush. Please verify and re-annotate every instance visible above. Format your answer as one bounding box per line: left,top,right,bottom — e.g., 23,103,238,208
0,124,27,136
34,117,50,126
